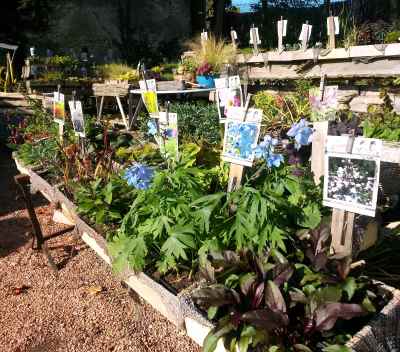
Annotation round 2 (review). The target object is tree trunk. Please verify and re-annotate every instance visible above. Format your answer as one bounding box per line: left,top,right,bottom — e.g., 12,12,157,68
390,0,399,22
324,0,331,17
214,0,225,37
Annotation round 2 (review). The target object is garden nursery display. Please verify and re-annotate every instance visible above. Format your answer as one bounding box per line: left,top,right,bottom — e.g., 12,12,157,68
2,2,400,351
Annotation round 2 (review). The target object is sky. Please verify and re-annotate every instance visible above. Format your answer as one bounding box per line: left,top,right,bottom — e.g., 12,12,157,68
232,0,342,13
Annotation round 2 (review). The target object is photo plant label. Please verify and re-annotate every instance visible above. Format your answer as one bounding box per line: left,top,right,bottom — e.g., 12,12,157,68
155,112,179,160
140,79,159,118
43,93,54,114
222,106,262,167
323,136,382,217
68,100,85,137
53,92,65,123
309,86,338,121
215,76,243,122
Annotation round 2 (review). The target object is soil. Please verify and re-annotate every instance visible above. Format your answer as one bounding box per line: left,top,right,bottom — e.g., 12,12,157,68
0,146,201,352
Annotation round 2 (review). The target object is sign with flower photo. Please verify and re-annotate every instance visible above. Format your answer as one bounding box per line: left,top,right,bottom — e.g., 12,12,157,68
309,86,338,121
68,101,85,137
53,92,65,122
323,136,382,217
215,76,243,122
147,112,179,160
222,107,262,167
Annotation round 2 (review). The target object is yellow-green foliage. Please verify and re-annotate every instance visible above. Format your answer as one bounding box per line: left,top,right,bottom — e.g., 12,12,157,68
99,63,139,82
187,35,236,73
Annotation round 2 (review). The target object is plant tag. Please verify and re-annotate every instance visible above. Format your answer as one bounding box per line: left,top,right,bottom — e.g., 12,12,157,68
68,100,85,137
277,19,288,37
327,17,340,36
216,77,243,122
53,92,65,123
139,79,156,92
249,27,261,45
299,23,312,41
222,107,262,167
323,136,382,217
156,112,179,160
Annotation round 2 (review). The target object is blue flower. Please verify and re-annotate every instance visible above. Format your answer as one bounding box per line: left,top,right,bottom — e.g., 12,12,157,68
147,120,158,136
254,135,278,159
123,164,155,190
287,119,313,150
266,153,284,168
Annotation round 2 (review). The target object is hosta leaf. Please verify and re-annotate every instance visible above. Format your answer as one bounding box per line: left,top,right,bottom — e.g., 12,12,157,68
265,281,287,313
192,285,240,309
240,273,257,295
314,303,366,331
242,308,289,330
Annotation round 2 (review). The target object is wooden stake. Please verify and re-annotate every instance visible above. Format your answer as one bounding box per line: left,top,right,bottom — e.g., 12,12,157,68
230,27,238,49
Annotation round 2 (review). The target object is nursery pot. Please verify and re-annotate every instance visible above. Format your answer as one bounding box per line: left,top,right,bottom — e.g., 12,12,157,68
196,75,215,88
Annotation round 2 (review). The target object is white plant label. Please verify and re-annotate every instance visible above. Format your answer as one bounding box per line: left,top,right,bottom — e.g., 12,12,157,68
249,27,261,45
327,17,340,35
68,100,85,137
139,79,157,92
278,20,288,37
299,24,312,41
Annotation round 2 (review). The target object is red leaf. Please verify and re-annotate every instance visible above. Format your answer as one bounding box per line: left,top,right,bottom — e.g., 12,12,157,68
315,303,366,331
242,308,289,330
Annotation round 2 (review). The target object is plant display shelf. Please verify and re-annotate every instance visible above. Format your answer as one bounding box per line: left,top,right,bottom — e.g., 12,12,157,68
235,43,400,80
13,157,400,351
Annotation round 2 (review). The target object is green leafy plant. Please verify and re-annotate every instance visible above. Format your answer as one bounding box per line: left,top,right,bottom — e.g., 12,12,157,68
254,91,311,135
75,175,136,228
98,63,139,82
108,146,220,274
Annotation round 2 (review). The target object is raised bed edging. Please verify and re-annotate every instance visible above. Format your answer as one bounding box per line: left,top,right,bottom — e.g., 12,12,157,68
13,157,400,351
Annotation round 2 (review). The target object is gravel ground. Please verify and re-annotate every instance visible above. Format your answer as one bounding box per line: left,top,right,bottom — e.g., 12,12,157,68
0,147,201,352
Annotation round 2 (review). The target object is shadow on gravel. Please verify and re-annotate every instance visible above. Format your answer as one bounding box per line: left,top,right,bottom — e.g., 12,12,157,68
0,216,32,257
0,146,47,215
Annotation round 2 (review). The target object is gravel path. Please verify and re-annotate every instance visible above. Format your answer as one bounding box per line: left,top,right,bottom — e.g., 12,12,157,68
0,147,201,352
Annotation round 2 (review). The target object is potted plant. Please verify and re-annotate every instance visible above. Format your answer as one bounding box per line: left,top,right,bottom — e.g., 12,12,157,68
187,35,236,87
196,62,215,88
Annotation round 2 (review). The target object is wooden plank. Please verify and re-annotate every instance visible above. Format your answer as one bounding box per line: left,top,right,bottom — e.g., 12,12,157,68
236,43,400,63
227,164,244,192
242,59,400,80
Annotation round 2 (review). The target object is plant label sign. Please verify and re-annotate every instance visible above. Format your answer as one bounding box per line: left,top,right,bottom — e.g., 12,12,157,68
140,79,159,117
215,76,243,122
53,92,65,123
68,100,85,137
222,106,262,167
309,86,338,121
155,112,179,160
323,136,382,217
299,23,312,50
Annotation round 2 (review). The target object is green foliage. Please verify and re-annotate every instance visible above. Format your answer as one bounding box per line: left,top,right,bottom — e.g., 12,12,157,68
75,175,136,227
385,31,400,44
254,91,311,135
16,138,59,169
363,90,400,141
170,102,221,145
108,148,219,273
98,63,139,82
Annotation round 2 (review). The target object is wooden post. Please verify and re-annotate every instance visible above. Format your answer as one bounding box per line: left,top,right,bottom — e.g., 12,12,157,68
327,15,336,49
311,121,329,185
14,175,58,274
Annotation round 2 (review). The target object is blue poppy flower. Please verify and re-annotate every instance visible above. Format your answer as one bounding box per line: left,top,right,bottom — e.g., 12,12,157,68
287,119,313,150
123,164,155,190
266,153,284,168
147,120,158,136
